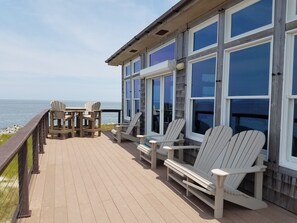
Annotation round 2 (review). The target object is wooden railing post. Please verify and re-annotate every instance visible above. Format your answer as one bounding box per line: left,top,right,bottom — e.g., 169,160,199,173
32,128,40,174
39,123,44,154
18,142,31,218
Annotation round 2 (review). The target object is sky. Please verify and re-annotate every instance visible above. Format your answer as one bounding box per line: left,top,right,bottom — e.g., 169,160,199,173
0,0,179,102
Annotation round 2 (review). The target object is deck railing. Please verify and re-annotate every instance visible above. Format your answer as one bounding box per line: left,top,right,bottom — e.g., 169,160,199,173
0,109,49,222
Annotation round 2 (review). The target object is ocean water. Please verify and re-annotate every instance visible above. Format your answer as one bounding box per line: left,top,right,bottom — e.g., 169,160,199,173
0,99,121,130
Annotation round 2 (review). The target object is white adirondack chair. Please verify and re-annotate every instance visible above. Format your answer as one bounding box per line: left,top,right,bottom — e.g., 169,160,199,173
165,130,267,218
164,125,233,188
111,112,142,143
137,119,185,169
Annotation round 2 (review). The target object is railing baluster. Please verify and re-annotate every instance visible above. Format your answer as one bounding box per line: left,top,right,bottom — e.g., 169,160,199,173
32,128,40,174
18,142,31,218
39,123,44,154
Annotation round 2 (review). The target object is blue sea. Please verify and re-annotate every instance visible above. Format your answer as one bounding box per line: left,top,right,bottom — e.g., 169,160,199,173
0,99,121,130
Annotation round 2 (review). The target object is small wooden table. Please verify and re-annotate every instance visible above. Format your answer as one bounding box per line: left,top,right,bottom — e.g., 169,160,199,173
66,107,86,137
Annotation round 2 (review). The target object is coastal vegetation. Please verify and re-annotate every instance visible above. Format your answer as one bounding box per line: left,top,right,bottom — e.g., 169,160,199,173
0,134,33,222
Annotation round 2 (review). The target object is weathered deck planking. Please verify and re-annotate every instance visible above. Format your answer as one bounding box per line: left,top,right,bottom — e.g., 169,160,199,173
18,132,296,223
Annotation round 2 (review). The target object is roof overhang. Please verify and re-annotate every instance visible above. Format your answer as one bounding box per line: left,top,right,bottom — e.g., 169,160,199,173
105,0,229,66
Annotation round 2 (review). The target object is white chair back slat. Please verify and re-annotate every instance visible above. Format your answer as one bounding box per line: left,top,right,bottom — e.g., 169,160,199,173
194,126,233,173
158,119,185,155
219,130,265,189
126,112,142,134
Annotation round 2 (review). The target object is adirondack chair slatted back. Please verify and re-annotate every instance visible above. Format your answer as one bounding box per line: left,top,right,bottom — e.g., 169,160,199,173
194,126,233,173
217,130,265,189
125,112,142,134
158,119,185,155
51,100,66,119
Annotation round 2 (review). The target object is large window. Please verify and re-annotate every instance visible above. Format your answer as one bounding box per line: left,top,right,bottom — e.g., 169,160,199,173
188,56,216,140
281,31,297,170
189,17,218,54
223,40,271,154
225,0,273,41
149,41,175,66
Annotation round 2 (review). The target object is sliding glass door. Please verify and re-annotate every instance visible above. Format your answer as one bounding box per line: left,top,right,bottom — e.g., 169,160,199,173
147,74,174,135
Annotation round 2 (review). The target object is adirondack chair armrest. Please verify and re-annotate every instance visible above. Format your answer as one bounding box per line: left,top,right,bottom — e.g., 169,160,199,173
211,165,267,177
148,139,182,144
163,145,201,151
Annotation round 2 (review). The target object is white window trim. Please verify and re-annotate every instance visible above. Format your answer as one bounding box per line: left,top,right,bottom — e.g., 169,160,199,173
147,39,175,66
280,28,297,170
145,72,176,135
124,79,131,120
186,53,217,142
132,77,140,116
225,0,274,42
132,57,141,75
221,37,273,160
188,16,219,56
124,61,131,77
287,0,297,22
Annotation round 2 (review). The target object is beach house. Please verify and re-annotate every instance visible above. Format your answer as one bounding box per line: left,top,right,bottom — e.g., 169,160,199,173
106,0,297,214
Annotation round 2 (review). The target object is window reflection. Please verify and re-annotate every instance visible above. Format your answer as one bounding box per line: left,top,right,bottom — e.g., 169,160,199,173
192,100,214,134
193,22,217,51
150,42,175,66
134,60,141,73
191,58,216,97
230,99,269,149
293,100,297,157
164,76,173,132
231,0,272,37
152,78,160,133
229,43,270,96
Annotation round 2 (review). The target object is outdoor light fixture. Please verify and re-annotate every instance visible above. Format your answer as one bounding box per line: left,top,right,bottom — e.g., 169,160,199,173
176,62,185,70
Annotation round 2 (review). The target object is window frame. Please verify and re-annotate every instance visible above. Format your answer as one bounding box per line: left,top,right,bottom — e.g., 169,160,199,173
147,39,176,67
145,72,176,135
132,77,141,115
188,16,219,56
132,57,141,75
124,62,131,77
287,0,297,22
280,28,297,170
221,37,273,159
124,79,131,120
225,0,274,42
186,53,217,142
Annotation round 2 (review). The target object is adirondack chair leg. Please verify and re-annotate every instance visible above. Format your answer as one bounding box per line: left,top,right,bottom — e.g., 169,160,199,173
186,177,193,197
151,142,157,169
214,175,226,219
254,156,264,200
116,125,121,143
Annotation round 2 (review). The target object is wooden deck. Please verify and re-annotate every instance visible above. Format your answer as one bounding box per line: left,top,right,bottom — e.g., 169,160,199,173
18,132,297,223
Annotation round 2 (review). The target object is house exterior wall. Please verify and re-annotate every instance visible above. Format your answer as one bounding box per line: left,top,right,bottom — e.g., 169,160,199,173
119,0,297,214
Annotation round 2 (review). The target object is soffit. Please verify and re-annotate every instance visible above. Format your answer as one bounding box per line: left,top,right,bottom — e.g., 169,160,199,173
106,0,228,66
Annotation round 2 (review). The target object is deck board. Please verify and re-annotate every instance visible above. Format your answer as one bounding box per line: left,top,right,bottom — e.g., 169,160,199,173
19,132,297,223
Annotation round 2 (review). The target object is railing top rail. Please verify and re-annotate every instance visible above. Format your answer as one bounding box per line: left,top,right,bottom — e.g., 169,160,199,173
0,109,49,174
101,109,121,112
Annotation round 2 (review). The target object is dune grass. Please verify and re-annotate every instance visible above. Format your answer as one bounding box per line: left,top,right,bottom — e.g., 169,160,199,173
0,133,33,222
